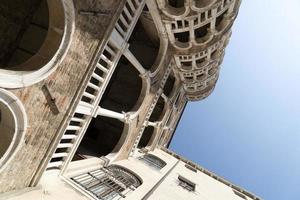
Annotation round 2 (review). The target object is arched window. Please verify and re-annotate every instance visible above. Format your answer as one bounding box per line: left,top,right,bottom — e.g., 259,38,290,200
139,154,167,170
129,8,160,71
71,165,142,200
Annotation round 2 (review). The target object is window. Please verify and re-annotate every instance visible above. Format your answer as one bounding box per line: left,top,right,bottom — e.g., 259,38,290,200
233,190,247,199
178,175,196,192
184,164,197,173
139,154,166,170
71,165,142,200
174,31,190,43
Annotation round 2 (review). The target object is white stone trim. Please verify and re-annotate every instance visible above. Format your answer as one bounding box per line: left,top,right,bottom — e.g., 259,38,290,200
0,89,27,171
0,0,75,88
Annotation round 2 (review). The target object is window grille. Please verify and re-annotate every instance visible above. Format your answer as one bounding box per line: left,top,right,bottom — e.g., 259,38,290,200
139,154,166,170
178,175,196,192
233,190,247,199
71,165,142,200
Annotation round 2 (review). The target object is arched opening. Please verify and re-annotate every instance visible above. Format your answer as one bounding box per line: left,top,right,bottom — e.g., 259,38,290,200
196,56,209,68
163,75,175,97
196,73,205,81
72,55,144,161
0,0,49,68
100,55,143,113
0,102,16,159
0,0,73,88
216,9,229,32
73,116,124,161
168,0,185,8
0,89,27,170
180,61,192,71
71,165,142,199
184,75,194,83
149,97,165,122
129,5,160,71
208,63,218,76
194,0,215,8
138,126,155,148
211,49,221,61
194,23,210,42
174,31,190,43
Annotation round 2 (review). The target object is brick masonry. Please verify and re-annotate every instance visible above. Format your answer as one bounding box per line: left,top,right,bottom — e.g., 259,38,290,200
0,0,124,193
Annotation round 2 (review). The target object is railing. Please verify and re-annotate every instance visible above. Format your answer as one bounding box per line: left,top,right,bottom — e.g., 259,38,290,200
46,0,145,170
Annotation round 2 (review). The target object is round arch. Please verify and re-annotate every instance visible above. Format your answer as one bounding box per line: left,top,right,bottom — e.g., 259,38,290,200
0,89,27,171
0,0,74,88
107,165,143,187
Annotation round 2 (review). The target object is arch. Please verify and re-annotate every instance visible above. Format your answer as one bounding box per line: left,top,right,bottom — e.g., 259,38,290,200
215,9,229,32
139,154,167,170
174,31,190,43
99,55,143,113
193,0,216,9
149,96,165,122
107,165,142,188
160,0,188,18
194,23,211,43
0,0,74,88
180,60,193,71
129,7,160,71
0,89,27,170
163,74,176,97
149,34,169,75
72,116,125,160
138,126,155,148
168,0,185,8
71,165,142,199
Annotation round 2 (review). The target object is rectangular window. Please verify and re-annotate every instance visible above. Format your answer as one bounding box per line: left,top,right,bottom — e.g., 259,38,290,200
178,175,196,192
184,164,197,173
233,190,247,199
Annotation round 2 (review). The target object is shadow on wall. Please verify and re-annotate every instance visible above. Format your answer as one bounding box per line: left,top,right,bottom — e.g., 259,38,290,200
0,0,49,69
129,6,160,71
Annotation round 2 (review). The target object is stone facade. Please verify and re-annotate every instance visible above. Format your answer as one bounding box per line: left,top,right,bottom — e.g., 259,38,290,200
0,0,260,200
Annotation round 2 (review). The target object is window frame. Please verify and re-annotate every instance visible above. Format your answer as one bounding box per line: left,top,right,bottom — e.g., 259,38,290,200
178,175,196,192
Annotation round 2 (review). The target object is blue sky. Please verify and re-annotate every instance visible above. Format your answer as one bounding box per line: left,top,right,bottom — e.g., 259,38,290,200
170,1,300,199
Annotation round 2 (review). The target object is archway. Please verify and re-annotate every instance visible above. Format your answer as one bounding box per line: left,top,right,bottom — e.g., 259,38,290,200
138,126,155,148
100,55,143,113
0,0,74,88
0,89,27,170
128,5,160,71
73,116,125,160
